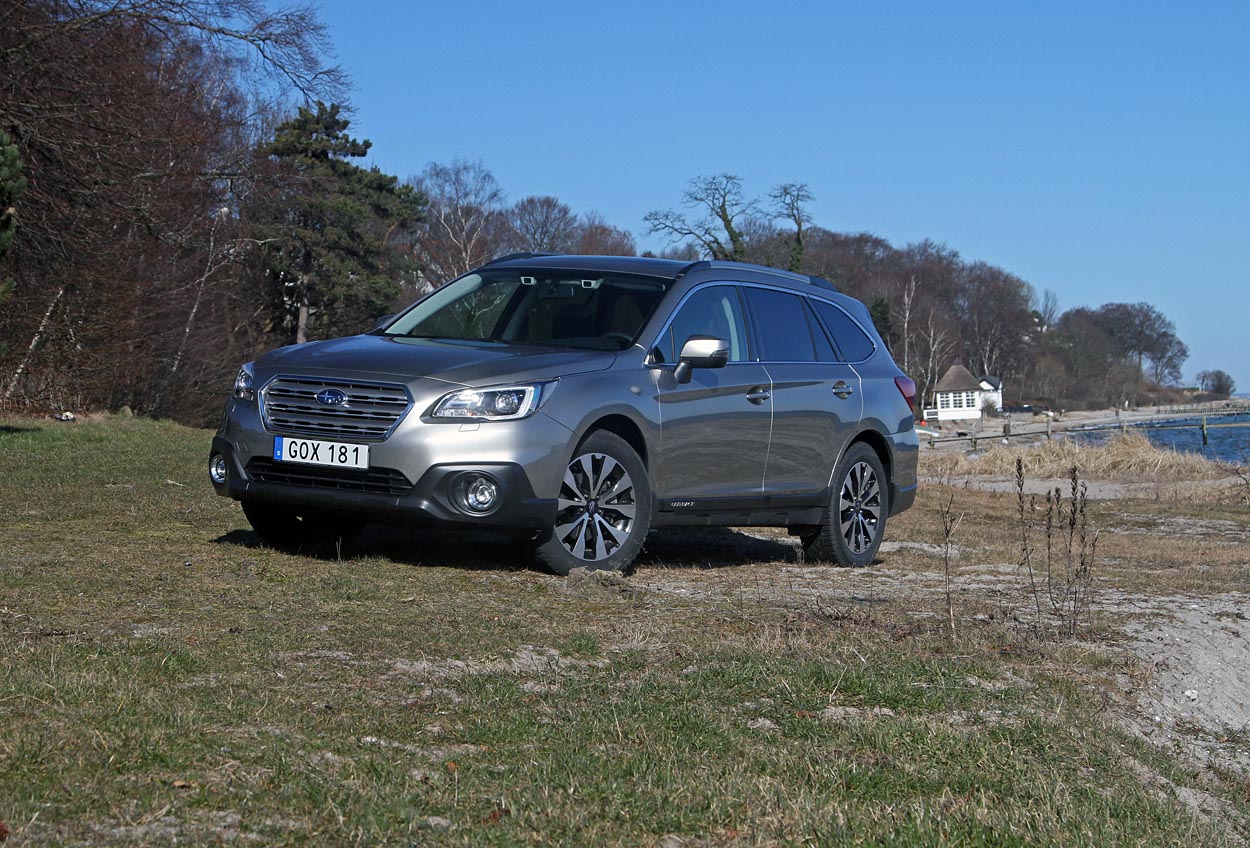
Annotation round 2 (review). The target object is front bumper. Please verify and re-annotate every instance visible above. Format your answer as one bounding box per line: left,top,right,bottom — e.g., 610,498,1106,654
209,395,571,531
211,435,556,530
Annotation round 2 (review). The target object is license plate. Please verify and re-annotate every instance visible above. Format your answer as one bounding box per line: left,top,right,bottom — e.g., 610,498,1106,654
273,436,369,470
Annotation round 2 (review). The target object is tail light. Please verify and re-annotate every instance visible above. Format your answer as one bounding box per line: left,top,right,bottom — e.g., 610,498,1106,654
894,376,916,412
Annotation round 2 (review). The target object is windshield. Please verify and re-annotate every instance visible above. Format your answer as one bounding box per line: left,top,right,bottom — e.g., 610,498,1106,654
382,270,670,351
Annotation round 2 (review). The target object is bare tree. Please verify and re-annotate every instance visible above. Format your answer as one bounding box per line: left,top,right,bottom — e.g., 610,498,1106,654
1036,289,1060,332
1149,337,1188,386
644,174,759,261
1097,302,1184,381
1197,369,1236,396
574,212,636,256
504,195,580,253
914,308,958,408
0,0,345,416
410,159,507,286
956,261,1035,380
897,276,918,373
770,182,813,272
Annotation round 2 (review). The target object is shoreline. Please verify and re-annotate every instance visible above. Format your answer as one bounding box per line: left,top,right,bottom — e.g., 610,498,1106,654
918,400,1250,456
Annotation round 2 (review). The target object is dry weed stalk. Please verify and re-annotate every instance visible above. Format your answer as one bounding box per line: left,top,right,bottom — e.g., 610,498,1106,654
1057,466,1097,637
1017,459,1099,638
938,488,963,639
1015,458,1044,633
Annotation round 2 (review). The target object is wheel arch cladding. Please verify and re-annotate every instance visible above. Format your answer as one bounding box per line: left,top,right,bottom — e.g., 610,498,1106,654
584,414,648,467
848,429,892,482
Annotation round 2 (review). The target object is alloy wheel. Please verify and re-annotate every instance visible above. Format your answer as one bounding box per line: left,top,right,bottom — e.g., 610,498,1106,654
554,452,637,561
838,460,881,555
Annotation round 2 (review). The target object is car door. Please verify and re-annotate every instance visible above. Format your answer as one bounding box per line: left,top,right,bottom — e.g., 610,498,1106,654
652,285,772,503
742,287,862,499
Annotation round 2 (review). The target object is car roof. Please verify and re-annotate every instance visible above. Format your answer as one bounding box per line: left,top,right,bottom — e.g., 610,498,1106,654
484,253,691,279
482,254,838,293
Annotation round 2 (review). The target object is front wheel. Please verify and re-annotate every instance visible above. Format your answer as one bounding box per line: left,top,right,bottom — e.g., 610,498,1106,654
802,442,889,567
534,431,652,575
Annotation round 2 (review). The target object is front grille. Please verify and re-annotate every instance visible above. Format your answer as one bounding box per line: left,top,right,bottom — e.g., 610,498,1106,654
262,376,411,441
246,458,414,496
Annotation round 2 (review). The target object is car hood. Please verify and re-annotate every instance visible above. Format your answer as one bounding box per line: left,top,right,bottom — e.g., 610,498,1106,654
255,334,618,387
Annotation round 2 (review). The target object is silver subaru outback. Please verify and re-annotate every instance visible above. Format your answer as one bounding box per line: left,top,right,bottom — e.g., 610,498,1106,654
210,255,918,574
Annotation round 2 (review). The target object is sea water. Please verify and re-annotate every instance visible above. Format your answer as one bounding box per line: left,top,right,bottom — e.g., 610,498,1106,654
1070,413,1250,465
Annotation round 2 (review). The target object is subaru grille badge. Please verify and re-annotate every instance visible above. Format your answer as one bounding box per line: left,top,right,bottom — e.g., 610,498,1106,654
315,388,348,407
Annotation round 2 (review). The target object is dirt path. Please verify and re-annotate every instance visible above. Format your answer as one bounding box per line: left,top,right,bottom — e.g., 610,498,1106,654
922,474,1248,500
630,529,1250,790
1109,590,1250,777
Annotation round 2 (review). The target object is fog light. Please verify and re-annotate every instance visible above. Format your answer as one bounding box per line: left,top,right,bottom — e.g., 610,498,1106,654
453,473,499,514
209,454,228,484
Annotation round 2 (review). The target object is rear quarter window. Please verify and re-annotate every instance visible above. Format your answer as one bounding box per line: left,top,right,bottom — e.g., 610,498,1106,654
813,300,876,362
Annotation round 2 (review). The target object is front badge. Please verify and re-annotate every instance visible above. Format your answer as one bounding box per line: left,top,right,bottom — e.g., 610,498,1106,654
315,388,348,407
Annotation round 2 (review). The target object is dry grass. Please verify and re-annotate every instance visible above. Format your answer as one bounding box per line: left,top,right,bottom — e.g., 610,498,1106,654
921,432,1231,481
2,416,1249,845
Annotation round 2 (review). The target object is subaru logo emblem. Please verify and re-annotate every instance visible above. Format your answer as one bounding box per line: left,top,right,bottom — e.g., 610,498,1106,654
315,388,347,407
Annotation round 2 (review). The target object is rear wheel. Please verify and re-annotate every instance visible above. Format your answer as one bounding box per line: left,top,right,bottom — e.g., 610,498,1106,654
535,431,652,575
241,501,363,552
802,442,888,567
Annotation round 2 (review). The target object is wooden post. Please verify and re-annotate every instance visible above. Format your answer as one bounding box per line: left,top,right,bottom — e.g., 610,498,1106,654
1201,415,1208,446
1046,416,1052,440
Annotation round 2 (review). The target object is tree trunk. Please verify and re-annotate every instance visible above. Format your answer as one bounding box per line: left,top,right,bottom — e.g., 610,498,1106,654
4,285,64,403
296,299,309,345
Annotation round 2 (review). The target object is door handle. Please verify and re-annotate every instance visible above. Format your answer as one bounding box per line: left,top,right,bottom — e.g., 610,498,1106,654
746,389,771,404
832,381,854,399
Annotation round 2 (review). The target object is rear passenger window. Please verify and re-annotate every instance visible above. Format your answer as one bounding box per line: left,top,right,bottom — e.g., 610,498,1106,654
744,288,815,362
813,300,875,362
804,301,839,362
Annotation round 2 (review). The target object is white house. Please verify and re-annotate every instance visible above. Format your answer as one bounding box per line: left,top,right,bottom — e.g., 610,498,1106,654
926,364,993,422
979,375,1003,411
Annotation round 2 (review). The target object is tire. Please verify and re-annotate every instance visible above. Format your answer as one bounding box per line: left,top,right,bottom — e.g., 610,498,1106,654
241,501,363,552
802,442,889,567
535,431,652,575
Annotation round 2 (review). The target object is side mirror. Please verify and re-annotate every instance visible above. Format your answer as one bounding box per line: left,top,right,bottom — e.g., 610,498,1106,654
674,335,730,384
373,314,396,331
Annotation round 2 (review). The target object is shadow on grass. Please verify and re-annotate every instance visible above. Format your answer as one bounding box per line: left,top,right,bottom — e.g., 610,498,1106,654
211,522,803,572
212,523,533,571
0,425,39,435
637,527,800,569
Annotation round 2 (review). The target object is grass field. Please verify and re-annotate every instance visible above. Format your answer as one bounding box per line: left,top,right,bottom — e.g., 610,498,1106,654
1,415,1247,846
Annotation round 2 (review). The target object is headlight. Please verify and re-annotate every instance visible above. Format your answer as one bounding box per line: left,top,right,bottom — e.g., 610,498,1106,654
430,383,549,421
233,362,255,401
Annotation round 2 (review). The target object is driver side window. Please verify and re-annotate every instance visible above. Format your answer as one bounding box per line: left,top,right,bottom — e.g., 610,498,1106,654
656,286,749,364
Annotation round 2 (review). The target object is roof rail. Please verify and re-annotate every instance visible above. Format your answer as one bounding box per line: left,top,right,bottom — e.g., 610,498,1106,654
677,260,711,277
679,258,838,291
702,259,811,282
483,252,556,265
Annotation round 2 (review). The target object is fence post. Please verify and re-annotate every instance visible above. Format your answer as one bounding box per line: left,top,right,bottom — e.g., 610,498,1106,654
1201,415,1208,446
1046,417,1052,440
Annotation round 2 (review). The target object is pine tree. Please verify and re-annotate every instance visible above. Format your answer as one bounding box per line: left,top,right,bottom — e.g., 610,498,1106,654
0,129,27,303
252,103,425,344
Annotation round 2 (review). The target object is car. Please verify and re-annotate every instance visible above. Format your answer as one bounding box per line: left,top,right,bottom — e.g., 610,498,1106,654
209,255,919,574
1000,403,1055,418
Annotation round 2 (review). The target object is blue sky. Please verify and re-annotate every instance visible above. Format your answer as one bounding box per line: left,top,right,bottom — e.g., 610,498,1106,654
315,1,1249,392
